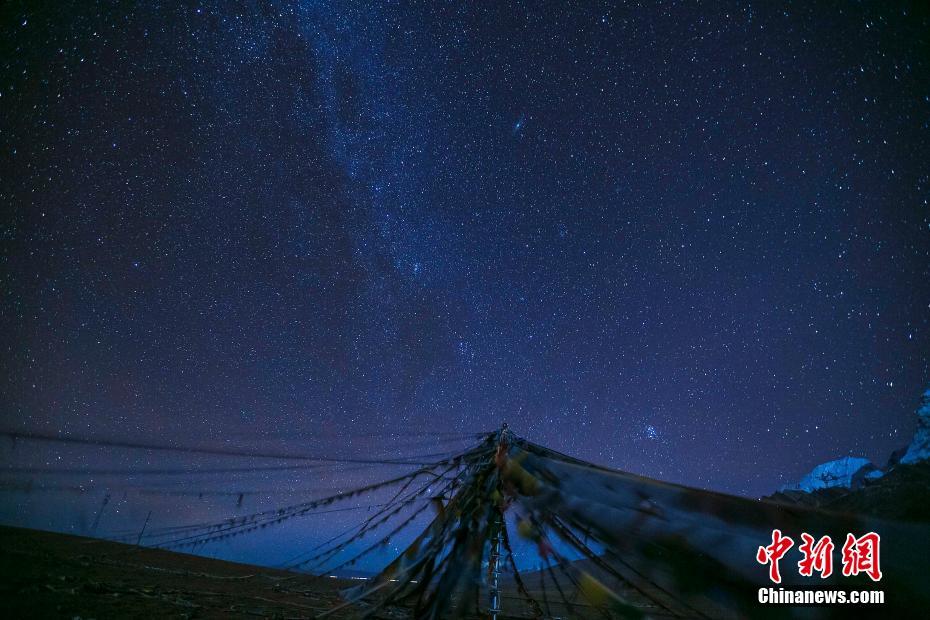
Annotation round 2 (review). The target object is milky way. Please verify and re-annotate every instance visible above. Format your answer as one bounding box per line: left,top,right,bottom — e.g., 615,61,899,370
1,2,928,568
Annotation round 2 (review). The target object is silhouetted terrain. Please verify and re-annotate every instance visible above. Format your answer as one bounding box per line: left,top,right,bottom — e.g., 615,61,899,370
766,460,930,522
0,526,357,619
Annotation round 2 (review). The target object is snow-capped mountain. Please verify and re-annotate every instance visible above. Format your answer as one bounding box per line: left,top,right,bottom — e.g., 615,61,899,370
780,386,929,494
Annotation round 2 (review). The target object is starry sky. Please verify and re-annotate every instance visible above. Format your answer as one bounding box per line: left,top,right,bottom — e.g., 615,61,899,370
1,1,929,567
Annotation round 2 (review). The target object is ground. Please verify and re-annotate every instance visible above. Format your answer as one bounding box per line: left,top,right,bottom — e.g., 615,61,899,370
0,525,359,619
0,525,696,619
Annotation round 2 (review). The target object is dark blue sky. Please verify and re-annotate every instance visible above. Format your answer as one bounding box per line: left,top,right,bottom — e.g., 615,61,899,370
1,0,928,567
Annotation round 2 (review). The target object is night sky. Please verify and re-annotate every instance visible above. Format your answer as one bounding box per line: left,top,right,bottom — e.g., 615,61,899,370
1,1,929,568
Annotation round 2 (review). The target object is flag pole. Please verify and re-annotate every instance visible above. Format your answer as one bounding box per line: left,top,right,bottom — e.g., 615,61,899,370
489,423,508,619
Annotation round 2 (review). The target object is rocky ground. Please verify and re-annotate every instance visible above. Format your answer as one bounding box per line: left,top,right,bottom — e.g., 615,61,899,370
0,525,700,619
0,525,367,619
